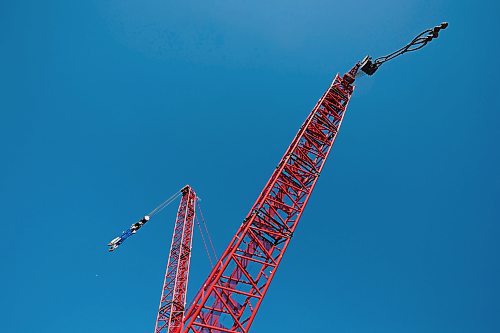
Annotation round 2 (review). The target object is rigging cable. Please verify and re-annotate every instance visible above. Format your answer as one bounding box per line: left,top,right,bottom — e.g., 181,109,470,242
148,189,182,217
197,199,217,261
358,22,449,76
195,213,214,268
108,187,183,252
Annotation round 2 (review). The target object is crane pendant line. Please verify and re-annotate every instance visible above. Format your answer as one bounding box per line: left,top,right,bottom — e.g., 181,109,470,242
155,185,197,333
181,68,359,333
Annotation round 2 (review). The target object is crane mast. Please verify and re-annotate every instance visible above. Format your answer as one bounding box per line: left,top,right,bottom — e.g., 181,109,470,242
181,66,359,332
155,185,197,333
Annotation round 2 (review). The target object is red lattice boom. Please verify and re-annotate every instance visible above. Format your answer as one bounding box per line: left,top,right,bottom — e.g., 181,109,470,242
181,66,360,333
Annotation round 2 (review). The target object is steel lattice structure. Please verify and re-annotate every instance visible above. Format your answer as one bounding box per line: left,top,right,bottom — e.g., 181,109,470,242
181,65,360,333
155,185,197,333
108,22,447,333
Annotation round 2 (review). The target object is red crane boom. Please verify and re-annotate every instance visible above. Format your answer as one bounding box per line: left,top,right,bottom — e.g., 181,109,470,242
181,66,359,332
155,185,197,333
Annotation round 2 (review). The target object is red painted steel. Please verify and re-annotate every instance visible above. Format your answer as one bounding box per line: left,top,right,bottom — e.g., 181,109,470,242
155,185,198,333
181,65,361,333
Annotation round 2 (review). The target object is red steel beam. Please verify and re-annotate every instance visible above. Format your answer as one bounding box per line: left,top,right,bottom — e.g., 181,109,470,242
155,185,197,333
181,66,360,333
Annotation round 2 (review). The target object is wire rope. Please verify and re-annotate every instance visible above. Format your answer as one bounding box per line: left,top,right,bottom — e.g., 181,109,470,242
197,200,217,261
148,190,182,217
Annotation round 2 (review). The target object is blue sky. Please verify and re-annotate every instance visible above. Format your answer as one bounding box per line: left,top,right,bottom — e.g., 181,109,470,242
1,1,499,332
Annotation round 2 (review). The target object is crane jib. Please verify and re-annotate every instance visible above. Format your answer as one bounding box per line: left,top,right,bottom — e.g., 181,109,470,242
181,73,355,333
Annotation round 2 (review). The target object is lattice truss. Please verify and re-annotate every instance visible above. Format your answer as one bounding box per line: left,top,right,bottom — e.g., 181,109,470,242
182,72,356,333
155,186,197,333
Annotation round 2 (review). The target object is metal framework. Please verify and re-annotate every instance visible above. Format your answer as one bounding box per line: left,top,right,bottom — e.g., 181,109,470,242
108,21,447,333
180,25,447,331
181,65,360,333
155,185,197,333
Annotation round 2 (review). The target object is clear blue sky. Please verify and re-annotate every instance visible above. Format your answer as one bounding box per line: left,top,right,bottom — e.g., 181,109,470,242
1,1,499,332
